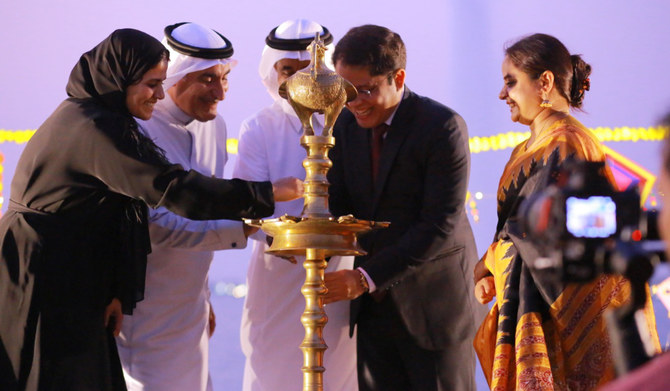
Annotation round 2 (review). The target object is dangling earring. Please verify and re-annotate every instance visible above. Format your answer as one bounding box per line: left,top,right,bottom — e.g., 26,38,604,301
540,99,552,108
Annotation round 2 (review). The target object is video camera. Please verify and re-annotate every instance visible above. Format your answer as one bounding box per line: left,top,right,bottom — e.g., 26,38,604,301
519,158,664,283
518,158,665,375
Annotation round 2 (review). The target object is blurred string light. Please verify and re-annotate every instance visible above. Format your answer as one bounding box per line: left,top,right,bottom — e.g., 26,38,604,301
2,126,666,155
469,126,667,154
213,281,248,298
0,129,36,144
465,191,479,223
1,126,666,222
466,190,497,223
227,138,238,155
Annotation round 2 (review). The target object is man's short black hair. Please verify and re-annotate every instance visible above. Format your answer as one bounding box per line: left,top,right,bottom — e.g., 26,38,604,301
332,24,406,76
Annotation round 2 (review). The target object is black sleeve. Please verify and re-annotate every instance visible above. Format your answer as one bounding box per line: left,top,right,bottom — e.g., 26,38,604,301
156,169,274,220
79,117,275,220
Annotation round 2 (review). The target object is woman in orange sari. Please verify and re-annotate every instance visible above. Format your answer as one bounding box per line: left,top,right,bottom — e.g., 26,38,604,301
473,33,659,390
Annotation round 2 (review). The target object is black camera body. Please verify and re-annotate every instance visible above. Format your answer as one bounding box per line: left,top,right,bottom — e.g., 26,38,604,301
519,159,663,282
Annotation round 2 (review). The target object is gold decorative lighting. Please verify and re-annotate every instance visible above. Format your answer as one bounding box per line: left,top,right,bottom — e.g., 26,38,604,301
246,34,388,391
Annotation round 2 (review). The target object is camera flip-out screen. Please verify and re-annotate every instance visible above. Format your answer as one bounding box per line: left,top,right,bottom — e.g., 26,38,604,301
566,196,617,238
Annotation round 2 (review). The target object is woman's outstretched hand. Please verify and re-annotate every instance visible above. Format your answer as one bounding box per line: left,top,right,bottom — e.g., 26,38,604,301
272,177,304,202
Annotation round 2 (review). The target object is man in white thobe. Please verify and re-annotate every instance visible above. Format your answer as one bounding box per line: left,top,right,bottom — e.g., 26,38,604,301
116,22,247,391
233,19,358,391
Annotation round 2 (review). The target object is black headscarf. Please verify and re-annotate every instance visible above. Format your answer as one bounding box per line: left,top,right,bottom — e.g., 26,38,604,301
66,28,168,115
66,28,170,164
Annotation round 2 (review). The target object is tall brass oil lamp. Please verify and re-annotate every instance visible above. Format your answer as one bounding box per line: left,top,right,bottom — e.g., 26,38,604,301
245,34,388,391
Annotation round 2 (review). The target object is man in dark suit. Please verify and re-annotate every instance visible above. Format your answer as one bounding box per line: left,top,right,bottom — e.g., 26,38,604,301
324,24,486,391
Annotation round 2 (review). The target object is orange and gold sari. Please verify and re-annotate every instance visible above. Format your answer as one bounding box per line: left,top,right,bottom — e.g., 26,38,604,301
474,117,659,391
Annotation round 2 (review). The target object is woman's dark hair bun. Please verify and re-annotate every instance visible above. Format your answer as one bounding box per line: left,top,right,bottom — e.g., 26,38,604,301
569,54,592,109
506,34,592,110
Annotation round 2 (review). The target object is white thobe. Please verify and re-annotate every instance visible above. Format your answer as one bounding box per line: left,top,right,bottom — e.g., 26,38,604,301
116,94,246,391
233,100,358,391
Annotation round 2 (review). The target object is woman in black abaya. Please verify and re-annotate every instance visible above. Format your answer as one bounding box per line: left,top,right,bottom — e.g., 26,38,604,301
0,28,296,391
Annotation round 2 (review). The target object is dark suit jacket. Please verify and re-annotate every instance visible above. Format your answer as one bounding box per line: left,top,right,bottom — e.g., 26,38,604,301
328,87,485,350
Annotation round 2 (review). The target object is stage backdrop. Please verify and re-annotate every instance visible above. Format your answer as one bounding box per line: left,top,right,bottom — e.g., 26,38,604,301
2,1,670,389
